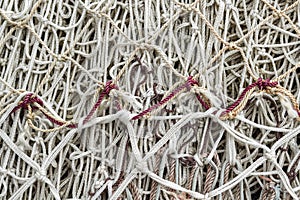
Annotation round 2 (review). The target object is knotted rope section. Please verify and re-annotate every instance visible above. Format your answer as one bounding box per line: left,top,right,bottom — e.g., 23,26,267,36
10,75,215,130
188,76,211,110
10,75,300,130
12,93,44,112
11,81,118,130
256,78,278,90
82,80,117,124
131,76,208,120
221,78,279,120
1,0,300,199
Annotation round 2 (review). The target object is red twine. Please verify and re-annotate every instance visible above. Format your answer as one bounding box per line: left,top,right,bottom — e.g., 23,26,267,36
188,76,211,110
132,76,210,120
224,78,278,114
11,77,287,128
12,93,43,112
11,80,117,129
83,80,117,124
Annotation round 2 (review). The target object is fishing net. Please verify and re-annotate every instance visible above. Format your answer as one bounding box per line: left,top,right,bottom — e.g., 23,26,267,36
0,0,300,199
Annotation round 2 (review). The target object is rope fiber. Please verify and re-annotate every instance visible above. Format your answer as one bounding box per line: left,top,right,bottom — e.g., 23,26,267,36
0,0,300,199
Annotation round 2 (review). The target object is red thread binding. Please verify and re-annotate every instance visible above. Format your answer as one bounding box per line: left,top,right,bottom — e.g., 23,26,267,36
43,113,78,128
41,81,117,128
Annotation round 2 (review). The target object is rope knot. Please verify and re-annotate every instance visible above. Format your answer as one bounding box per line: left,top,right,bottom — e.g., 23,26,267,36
265,151,276,161
35,169,47,182
20,93,33,108
104,80,117,95
187,76,198,86
136,160,148,173
13,93,44,112
228,42,236,50
16,22,24,28
256,78,278,90
23,93,43,107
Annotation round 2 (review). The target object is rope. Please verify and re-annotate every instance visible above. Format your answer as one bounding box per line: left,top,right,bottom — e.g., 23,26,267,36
0,0,300,199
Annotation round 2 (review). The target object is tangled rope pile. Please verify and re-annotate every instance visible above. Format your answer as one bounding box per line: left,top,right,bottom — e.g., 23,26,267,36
0,0,300,199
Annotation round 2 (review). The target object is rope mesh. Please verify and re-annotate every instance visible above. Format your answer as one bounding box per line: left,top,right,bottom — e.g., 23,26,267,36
0,0,300,199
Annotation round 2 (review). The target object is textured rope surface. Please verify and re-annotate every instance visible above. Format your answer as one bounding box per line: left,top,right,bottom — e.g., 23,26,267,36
0,0,300,199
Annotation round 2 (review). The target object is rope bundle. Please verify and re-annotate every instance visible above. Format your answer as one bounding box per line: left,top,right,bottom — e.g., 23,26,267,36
0,0,300,199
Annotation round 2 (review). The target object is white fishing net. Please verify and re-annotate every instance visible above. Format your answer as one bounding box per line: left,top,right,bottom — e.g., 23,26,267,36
0,0,300,199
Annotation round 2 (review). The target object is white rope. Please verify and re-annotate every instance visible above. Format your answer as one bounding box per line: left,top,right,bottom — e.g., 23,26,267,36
0,0,300,199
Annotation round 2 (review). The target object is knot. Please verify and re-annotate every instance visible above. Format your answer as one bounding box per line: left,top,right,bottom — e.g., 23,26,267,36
187,76,199,86
94,180,105,189
250,10,259,17
136,160,148,173
34,136,43,144
226,111,237,119
35,169,47,182
193,154,204,167
179,156,197,167
56,55,65,62
40,17,49,26
0,168,8,176
104,80,117,95
264,151,276,161
16,22,24,28
228,42,236,50
256,78,278,90
21,94,33,108
13,93,44,112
